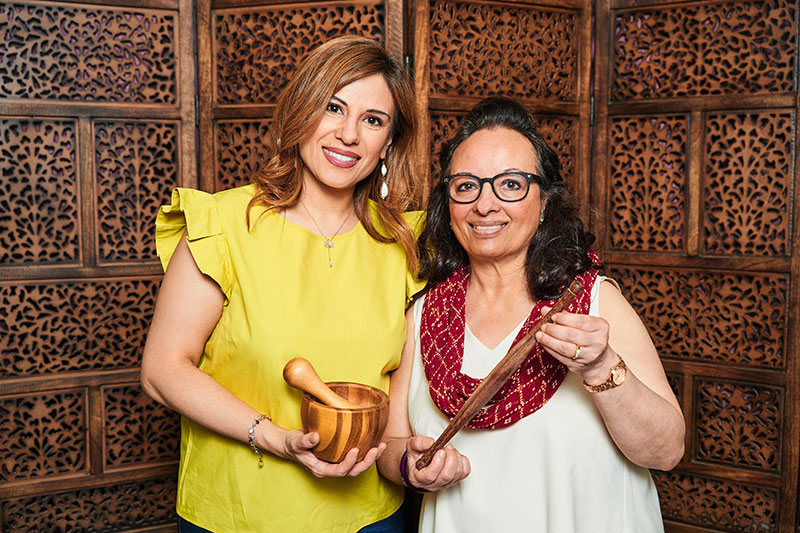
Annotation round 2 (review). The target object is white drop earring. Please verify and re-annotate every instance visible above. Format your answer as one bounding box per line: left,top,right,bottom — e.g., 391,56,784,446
539,210,545,224
379,161,389,199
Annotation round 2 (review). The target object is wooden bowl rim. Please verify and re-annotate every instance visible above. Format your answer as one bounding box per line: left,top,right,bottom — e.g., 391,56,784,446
302,381,389,412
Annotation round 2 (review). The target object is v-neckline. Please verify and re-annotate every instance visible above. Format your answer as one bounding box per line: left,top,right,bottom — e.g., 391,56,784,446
465,315,527,352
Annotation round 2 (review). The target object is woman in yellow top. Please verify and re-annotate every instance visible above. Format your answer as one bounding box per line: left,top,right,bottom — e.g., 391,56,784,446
141,36,424,532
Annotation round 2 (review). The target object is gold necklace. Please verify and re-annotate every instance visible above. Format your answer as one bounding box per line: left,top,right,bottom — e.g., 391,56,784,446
300,200,353,268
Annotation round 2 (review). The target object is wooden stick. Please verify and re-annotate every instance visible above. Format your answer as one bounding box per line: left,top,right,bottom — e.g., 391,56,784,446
415,279,584,470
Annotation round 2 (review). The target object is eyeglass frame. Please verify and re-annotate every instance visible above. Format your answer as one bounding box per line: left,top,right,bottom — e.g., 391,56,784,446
443,171,542,204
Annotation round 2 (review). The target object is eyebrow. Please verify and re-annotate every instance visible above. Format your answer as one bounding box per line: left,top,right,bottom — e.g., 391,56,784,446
331,95,391,119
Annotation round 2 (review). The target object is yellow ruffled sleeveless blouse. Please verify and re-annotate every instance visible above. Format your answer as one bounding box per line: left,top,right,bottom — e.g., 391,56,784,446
155,184,424,532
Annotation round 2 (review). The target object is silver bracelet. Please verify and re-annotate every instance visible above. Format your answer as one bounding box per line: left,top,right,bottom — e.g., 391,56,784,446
248,414,271,467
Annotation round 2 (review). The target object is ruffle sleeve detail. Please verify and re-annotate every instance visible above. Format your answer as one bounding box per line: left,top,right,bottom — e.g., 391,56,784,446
155,188,232,300
403,210,427,304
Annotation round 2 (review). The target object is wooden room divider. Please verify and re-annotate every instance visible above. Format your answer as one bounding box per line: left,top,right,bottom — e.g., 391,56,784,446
1,0,797,531
592,0,798,530
1,0,196,528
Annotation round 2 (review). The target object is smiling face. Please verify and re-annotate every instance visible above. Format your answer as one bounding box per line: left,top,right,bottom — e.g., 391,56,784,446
299,73,395,196
448,127,546,268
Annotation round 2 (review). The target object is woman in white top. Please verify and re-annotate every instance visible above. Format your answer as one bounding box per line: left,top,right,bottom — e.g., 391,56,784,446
376,97,685,532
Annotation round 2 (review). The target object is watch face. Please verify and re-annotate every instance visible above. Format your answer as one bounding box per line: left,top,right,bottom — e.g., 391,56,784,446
612,366,626,386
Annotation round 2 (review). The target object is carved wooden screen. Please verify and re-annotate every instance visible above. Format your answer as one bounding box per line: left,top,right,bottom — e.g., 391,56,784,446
0,0,196,529
197,0,405,194
594,0,798,530
412,0,593,211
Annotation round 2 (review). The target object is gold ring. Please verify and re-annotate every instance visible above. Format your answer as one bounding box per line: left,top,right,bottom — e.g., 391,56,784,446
572,344,581,360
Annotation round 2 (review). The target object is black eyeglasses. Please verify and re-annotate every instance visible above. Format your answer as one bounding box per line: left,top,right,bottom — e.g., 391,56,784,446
444,171,541,203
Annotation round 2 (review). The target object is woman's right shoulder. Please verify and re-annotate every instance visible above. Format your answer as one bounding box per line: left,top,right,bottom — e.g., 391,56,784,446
165,183,255,209
192,184,262,224
209,183,258,208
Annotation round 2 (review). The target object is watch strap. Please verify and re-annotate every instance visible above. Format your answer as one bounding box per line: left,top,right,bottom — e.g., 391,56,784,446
583,356,627,393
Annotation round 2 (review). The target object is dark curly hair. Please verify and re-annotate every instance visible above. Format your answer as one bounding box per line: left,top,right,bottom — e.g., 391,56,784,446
418,96,598,300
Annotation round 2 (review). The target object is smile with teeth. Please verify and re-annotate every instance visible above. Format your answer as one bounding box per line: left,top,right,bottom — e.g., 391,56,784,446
323,147,359,163
471,223,507,230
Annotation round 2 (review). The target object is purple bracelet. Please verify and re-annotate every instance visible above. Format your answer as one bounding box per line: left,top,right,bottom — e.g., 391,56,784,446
400,451,429,493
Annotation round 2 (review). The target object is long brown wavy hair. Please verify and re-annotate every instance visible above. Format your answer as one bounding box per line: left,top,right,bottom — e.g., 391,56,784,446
247,36,420,272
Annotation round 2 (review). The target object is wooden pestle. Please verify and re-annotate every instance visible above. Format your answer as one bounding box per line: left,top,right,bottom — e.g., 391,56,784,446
415,279,584,470
283,357,361,410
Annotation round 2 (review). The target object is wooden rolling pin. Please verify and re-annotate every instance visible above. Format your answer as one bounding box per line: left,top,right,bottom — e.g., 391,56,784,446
283,357,361,409
415,279,584,469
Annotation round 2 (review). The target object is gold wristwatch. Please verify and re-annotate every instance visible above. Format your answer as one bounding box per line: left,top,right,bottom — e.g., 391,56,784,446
583,356,627,393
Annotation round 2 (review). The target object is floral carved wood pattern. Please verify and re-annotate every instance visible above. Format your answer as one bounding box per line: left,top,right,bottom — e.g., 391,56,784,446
95,121,180,263
429,1,578,101
0,1,188,529
1,391,87,482
703,111,792,256
0,119,80,265
536,117,577,192
216,120,271,192
695,379,782,472
0,476,178,530
214,5,384,105
665,372,683,408
0,3,177,102
651,470,778,531
612,0,796,100
608,266,786,368
104,385,180,468
0,279,160,378
429,112,463,180
609,115,687,252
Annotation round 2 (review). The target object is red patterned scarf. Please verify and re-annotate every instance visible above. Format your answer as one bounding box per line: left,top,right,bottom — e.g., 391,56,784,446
419,251,599,429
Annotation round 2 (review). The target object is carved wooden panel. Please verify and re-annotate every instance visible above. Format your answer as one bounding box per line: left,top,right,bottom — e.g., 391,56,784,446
536,117,578,192
612,0,796,101
95,121,180,263
596,0,797,528
0,3,177,103
609,267,787,369
0,279,160,378
695,379,782,473
0,119,80,265
104,384,180,468
665,372,682,409
652,470,778,531
608,115,687,252
429,1,578,100
214,4,385,105
0,476,178,530
1,390,87,482
216,120,271,191
703,110,792,256
0,0,192,529
429,112,463,180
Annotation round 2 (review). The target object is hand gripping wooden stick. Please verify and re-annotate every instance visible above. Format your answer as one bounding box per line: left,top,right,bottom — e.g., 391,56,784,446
415,279,584,470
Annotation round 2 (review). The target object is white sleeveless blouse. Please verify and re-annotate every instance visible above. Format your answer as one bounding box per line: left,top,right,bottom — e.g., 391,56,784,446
408,276,664,532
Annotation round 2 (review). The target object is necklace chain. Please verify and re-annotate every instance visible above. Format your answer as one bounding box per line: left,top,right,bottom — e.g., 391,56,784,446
300,200,352,268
